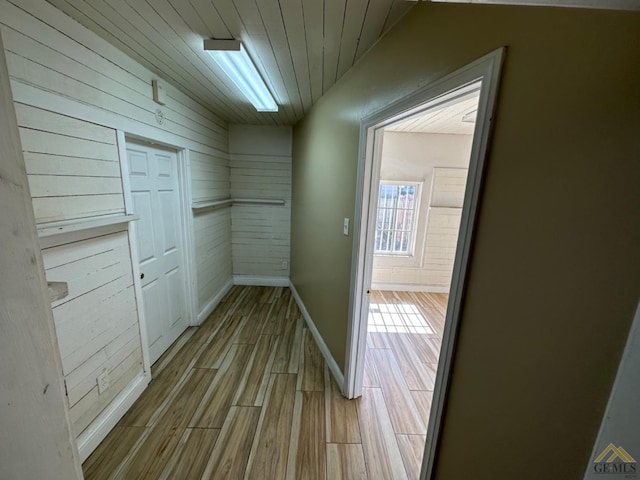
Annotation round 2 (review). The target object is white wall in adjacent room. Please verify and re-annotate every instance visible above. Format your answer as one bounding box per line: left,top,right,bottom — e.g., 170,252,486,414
372,131,472,291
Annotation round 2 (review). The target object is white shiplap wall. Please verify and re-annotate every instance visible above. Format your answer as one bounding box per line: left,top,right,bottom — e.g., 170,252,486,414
43,231,142,437
15,104,124,223
0,0,231,459
229,125,292,284
190,149,233,317
372,132,471,291
374,168,467,291
421,168,467,287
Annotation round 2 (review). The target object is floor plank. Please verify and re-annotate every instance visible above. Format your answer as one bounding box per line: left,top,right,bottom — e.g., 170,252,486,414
411,390,433,427
83,426,146,480
201,406,261,479
326,443,367,480
118,368,216,478
362,347,381,388
397,434,427,480
357,387,408,480
233,334,279,406
119,339,205,427
195,313,247,368
370,349,426,435
286,390,326,480
385,333,434,391
159,428,219,480
189,344,254,428
298,328,324,391
245,374,297,480
325,365,361,443
272,314,303,374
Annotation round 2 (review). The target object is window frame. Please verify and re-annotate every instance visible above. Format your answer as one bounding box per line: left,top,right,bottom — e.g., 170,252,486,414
374,180,422,257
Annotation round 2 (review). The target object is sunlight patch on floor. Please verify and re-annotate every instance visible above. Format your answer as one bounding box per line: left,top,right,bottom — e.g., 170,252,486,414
368,303,435,335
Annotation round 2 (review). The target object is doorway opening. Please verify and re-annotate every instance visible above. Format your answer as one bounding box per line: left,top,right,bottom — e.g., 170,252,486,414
345,49,504,478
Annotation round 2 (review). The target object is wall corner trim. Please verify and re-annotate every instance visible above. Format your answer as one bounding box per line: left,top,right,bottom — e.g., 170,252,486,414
197,278,234,325
289,281,345,392
76,372,149,462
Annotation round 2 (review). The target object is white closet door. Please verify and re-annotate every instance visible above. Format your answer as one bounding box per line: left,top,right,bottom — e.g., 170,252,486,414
127,142,187,365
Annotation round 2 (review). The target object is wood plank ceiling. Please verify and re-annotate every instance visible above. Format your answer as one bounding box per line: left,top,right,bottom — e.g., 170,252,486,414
45,0,415,126
385,94,479,135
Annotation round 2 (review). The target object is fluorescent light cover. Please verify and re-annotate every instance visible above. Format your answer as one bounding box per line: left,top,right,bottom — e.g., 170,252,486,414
204,39,278,112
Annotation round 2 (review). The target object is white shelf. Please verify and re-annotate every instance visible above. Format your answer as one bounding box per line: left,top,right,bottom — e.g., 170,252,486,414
191,198,233,212
37,214,139,238
47,282,68,302
192,197,285,212
233,198,286,206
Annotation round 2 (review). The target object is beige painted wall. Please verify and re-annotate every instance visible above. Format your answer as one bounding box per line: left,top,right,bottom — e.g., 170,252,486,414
290,3,640,479
372,131,472,289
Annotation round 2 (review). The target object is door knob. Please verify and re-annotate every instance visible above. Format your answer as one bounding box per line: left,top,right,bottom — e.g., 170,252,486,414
140,273,145,279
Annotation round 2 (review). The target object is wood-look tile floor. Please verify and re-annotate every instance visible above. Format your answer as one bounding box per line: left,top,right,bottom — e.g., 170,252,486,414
83,287,446,480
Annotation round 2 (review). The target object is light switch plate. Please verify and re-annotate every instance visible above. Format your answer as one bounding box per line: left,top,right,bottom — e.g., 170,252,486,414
343,218,350,236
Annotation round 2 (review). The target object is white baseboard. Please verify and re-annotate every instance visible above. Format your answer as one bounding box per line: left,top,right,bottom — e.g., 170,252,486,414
371,282,450,293
233,275,289,287
196,278,234,325
289,281,345,392
76,371,150,462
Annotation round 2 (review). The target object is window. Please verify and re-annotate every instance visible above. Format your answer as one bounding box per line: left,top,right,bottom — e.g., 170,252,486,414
375,182,419,255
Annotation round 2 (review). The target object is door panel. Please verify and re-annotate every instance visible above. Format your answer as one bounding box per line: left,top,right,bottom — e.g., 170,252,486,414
157,155,172,177
142,279,163,349
159,190,178,253
132,191,156,264
166,266,184,329
127,142,187,365
128,151,149,176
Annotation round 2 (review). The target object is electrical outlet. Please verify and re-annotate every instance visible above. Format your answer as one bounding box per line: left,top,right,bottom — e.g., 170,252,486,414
97,371,110,395
281,260,289,270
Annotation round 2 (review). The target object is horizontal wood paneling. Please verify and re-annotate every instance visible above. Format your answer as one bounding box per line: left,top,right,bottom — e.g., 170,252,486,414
14,105,123,223
190,147,233,315
42,231,143,437
190,149,230,203
193,208,233,309
0,1,228,153
229,127,292,279
431,167,467,208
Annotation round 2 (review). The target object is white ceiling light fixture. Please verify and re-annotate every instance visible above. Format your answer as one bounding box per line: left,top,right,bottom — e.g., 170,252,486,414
204,39,278,112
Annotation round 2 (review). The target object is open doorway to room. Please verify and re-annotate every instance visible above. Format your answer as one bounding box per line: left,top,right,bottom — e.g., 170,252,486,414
345,49,504,479
366,90,478,479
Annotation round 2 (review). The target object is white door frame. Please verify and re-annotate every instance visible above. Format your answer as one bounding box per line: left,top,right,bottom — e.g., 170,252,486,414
116,132,197,377
344,47,505,479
